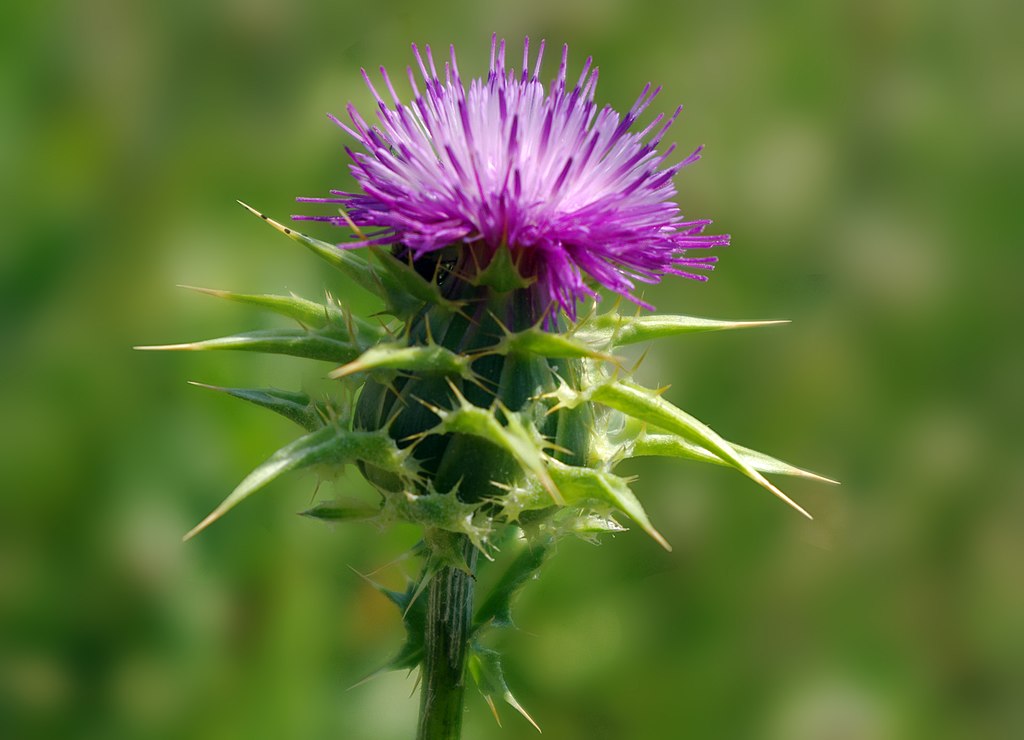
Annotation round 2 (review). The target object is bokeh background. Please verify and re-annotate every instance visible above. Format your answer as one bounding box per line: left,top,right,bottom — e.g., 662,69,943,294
3,0,1022,738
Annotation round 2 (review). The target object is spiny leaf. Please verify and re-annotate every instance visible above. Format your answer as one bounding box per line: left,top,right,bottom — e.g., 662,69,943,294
421,389,561,505
516,505,630,544
494,325,612,361
238,201,385,300
576,312,788,348
180,286,338,328
473,536,553,631
330,342,474,380
353,576,429,676
468,645,541,733
136,327,362,364
561,510,628,542
183,425,403,540
187,382,329,432
299,501,382,521
384,490,491,556
589,380,812,520
627,431,839,484
469,243,533,292
367,246,464,317
546,459,670,551
179,285,387,344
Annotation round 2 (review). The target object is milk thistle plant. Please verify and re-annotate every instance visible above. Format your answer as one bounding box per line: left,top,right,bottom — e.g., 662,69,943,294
142,35,833,739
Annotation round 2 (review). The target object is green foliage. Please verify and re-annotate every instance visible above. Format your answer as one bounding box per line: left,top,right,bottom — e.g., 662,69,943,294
331,342,476,381
492,323,612,361
473,535,553,631
466,645,540,732
236,202,384,302
369,578,430,674
187,383,338,431
136,326,364,364
575,310,789,348
623,429,838,484
299,501,382,522
145,200,834,733
182,424,408,540
562,378,816,520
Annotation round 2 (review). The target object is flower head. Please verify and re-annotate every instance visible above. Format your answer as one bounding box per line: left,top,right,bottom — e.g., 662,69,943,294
296,35,729,319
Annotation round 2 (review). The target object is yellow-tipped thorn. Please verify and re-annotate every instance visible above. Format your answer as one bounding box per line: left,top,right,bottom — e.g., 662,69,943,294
328,362,362,379
182,510,221,542
444,377,469,404
464,371,495,395
238,200,298,239
543,398,571,416
176,284,228,297
484,696,503,728
346,669,386,691
335,205,368,240
506,693,542,733
544,440,573,456
630,345,651,375
186,381,234,394
402,567,434,619
134,342,202,351
799,469,841,486
647,525,673,552
412,395,446,417
759,476,814,520
398,430,429,445
346,564,377,586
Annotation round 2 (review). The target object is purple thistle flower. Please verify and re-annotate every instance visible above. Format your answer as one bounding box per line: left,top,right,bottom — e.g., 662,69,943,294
296,35,729,319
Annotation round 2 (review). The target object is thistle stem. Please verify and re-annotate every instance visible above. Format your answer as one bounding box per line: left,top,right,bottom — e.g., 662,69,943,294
417,533,478,740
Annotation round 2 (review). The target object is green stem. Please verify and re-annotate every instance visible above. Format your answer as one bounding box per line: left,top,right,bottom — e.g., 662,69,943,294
417,534,479,740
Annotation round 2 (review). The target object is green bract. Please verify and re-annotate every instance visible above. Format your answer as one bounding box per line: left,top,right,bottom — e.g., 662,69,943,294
138,203,835,729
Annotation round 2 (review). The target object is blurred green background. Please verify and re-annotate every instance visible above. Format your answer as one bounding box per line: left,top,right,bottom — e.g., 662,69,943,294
3,0,1022,738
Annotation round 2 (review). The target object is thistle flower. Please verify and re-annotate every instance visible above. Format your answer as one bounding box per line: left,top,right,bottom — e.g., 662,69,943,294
140,36,833,740
296,35,728,319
